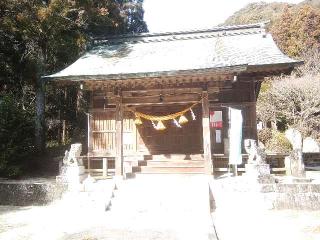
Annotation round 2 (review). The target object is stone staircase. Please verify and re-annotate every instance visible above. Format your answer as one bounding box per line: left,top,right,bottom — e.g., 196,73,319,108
125,154,205,175
106,174,217,239
56,179,116,212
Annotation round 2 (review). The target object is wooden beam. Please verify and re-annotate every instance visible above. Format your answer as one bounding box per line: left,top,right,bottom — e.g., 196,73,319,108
210,101,256,107
115,96,123,176
122,93,201,105
202,91,213,175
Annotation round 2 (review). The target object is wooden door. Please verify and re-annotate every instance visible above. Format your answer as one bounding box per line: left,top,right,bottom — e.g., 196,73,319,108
91,111,116,155
90,111,136,156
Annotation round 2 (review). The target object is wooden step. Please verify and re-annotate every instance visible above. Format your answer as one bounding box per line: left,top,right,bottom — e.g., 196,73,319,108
143,154,204,161
143,160,204,167
135,166,204,174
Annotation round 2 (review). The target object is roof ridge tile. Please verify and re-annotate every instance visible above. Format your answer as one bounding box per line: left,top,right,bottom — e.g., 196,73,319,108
93,22,268,45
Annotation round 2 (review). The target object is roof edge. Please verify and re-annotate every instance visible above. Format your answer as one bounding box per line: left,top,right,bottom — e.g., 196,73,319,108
43,65,248,82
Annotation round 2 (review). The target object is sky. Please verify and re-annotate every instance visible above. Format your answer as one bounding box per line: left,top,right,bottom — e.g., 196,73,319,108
143,0,303,32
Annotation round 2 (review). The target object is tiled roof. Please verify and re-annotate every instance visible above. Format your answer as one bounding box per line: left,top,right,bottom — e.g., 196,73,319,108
45,23,301,81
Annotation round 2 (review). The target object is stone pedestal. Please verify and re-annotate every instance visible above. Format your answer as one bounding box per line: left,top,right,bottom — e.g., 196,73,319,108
244,163,275,184
56,166,86,184
56,143,87,190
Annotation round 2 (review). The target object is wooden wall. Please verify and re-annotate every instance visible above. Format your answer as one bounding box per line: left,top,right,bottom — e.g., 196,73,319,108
88,80,258,156
135,104,202,154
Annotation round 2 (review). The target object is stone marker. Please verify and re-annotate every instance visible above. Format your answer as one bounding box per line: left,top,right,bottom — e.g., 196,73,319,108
285,129,305,178
284,150,305,178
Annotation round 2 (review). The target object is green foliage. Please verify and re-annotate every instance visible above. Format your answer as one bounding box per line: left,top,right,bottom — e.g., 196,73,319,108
259,80,272,94
258,128,272,145
265,131,292,154
0,94,34,178
0,0,148,176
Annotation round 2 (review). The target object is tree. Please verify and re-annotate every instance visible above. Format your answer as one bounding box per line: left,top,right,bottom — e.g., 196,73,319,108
271,5,320,57
1,0,148,155
224,2,292,26
257,73,320,140
0,93,34,177
1,0,86,152
117,0,148,33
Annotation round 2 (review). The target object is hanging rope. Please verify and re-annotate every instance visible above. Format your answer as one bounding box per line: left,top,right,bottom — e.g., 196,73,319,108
127,101,200,122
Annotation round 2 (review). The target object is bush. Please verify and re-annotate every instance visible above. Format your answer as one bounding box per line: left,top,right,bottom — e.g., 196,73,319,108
0,94,34,178
258,128,272,145
265,130,292,154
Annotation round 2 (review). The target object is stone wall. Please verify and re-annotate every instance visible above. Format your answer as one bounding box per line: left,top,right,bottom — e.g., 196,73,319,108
272,183,320,210
210,177,320,211
0,180,66,206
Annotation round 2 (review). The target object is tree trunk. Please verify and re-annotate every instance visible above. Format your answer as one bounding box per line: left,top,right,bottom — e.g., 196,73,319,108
35,77,46,153
76,88,83,117
62,120,66,144
62,88,67,144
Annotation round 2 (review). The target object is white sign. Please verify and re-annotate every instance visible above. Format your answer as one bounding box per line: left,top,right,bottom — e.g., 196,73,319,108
229,108,243,165
216,130,221,143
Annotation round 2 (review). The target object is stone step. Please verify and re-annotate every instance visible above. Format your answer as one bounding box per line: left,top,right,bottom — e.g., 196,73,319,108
108,175,211,219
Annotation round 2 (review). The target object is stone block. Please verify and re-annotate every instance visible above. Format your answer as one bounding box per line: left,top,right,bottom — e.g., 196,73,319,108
0,182,66,206
259,184,275,193
310,183,320,193
245,163,271,177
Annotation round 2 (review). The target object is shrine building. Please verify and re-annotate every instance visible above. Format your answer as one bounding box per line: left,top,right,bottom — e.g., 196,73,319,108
45,23,300,176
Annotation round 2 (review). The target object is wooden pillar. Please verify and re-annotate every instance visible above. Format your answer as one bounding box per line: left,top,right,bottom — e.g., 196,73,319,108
103,158,108,177
87,92,93,173
115,96,124,176
202,91,213,175
252,102,258,140
87,113,91,173
252,82,258,140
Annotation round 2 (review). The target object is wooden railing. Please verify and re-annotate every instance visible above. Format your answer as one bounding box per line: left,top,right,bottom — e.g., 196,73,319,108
213,153,288,174
80,152,320,177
